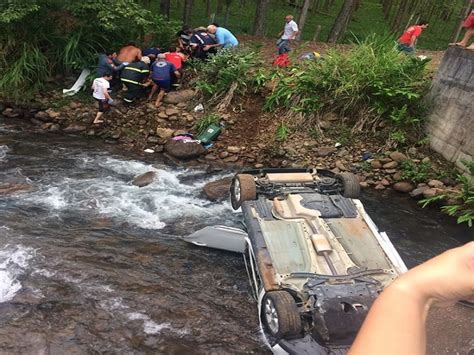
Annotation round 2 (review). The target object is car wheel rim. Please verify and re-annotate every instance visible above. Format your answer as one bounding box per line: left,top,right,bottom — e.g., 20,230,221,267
264,298,279,335
234,179,241,202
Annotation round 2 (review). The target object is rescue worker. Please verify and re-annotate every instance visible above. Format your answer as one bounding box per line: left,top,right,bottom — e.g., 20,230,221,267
120,57,151,105
189,29,217,60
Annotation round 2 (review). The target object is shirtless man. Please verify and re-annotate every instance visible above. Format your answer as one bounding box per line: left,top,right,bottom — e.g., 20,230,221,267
117,42,142,63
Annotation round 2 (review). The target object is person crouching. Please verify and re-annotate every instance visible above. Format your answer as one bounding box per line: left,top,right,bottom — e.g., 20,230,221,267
121,56,151,105
92,71,113,124
148,54,181,108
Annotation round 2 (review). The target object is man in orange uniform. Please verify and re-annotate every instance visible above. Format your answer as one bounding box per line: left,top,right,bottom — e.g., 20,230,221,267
398,20,429,54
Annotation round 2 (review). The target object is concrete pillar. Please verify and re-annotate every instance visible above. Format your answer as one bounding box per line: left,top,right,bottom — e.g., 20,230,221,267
426,46,473,172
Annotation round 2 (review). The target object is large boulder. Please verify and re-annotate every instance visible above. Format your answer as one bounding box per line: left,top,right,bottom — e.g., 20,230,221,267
156,127,174,140
392,181,415,193
132,171,157,187
202,177,232,201
163,89,195,104
164,139,206,160
389,151,408,162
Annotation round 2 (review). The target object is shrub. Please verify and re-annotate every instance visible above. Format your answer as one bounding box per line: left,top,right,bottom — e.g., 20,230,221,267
400,160,432,183
264,36,431,131
0,0,178,102
193,113,220,136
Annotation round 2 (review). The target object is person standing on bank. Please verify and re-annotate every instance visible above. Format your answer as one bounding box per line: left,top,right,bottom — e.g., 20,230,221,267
397,20,429,54
277,15,299,55
91,71,113,124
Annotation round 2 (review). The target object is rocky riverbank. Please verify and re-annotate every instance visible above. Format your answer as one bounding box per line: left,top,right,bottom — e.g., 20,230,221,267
0,85,462,206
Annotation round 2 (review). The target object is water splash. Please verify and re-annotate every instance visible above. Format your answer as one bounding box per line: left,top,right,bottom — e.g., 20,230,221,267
0,145,9,161
0,245,34,303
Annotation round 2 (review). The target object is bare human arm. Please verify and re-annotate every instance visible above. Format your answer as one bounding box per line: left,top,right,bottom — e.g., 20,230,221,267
103,86,112,101
174,70,181,79
349,242,474,355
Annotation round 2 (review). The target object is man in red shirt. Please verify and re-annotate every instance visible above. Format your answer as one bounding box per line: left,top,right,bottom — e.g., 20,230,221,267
398,20,429,54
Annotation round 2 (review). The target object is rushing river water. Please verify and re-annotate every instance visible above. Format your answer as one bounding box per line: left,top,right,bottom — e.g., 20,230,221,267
0,118,472,354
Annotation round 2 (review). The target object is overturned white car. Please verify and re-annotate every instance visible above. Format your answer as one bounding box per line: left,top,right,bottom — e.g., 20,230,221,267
185,168,406,354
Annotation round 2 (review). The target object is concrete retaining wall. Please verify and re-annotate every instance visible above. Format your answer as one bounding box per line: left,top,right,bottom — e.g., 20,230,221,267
426,46,473,172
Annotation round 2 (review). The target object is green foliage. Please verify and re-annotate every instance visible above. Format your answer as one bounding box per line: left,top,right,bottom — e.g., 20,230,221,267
275,122,290,142
389,130,408,146
0,0,178,102
400,160,432,183
420,160,474,227
264,36,430,131
194,113,220,136
193,48,261,98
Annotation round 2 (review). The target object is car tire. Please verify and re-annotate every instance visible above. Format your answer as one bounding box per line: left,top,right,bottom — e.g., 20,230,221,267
262,291,302,340
230,174,257,210
336,172,360,198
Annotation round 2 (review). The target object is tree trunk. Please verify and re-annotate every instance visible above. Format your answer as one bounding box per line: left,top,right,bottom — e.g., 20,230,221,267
160,0,171,19
313,24,322,41
450,0,473,43
253,0,270,36
183,0,194,25
206,0,212,17
216,0,224,15
224,0,232,26
382,0,393,19
327,0,356,43
391,0,409,32
297,0,312,40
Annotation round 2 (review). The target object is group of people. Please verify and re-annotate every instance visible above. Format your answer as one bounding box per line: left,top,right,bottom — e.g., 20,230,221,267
91,24,239,124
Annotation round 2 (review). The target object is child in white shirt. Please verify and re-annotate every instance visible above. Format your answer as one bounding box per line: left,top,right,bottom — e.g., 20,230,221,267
91,72,113,124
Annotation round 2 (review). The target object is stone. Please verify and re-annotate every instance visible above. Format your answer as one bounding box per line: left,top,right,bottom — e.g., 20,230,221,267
49,124,60,132
147,136,159,143
69,101,81,109
164,139,206,160
173,130,187,136
316,147,335,157
383,161,398,169
155,128,174,140
324,112,339,121
224,156,239,163
389,151,408,162
63,124,87,133
319,121,332,129
35,111,51,122
374,184,386,190
205,154,217,161
422,157,431,164
202,177,232,201
428,179,444,188
46,109,61,119
381,178,391,186
408,147,418,155
370,160,382,169
335,160,348,171
359,181,369,188
163,89,195,104
132,171,157,187
379,157,393,164
410,186,430,198
219,151,229,159
422,188,442,199
165,108,179,116
2,108,19,118
227,146,240,154
254,163,264,169
393,181,415,193
385,169,397,174
158,112,168,119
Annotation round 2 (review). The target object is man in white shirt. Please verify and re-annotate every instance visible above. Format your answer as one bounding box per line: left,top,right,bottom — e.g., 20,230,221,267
91,71,113,124
277,15,299,54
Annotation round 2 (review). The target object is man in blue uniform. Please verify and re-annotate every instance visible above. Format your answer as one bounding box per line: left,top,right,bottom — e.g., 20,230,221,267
148,54,181,107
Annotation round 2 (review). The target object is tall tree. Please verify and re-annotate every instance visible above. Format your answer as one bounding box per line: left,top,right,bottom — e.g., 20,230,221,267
216,0,224,15
253,0,269,36
224,0,233,26
327,0,356,43
206,0,212,18
160,0,171,19
183,0,194,25
297,0,312,40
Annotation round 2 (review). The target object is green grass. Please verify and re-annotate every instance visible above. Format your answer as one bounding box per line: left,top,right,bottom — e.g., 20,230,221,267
144,0,464,50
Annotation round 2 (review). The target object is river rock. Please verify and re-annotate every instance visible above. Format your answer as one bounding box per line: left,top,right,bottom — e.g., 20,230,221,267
316,147,335,157
335,160,348,171
202,177,232,201
164,139,205,160
389,151,408,162
359,181,369,188
370,160,382,169
428,179,444,188
219,151,229,159
421,157,431,164
227,146,241,154
393,181,415,193
410,185,430,198
35,111,51,122
224,155,239,163
63,124,87,133
163,89,195,104
165,108,179,116
132,171,157,187
254,163,264,169
46,109,61,119
156,128,174,140
422,188,442,199
158,111,168,119
381,178,391,186
408,147,418,155
383,161,398,169
374,183,386,190
2,108,19,118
